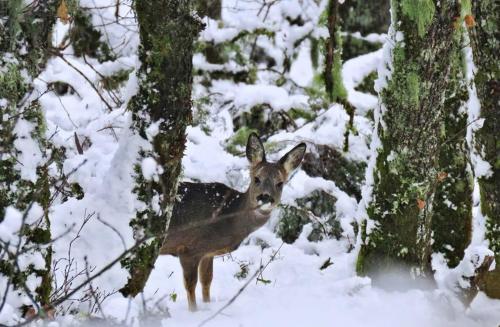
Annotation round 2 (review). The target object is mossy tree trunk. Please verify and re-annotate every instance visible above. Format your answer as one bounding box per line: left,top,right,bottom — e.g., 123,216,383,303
0,0,58,307
357,0,473,286
119,0,203,297
431,14,473,268
470,0,500,299
323,0,347,104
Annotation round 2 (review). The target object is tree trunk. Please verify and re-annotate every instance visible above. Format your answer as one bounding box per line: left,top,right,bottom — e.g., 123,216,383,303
430,27,472,268
322,0,353,152
0,0,57,307
323,0,347,104
119,0,203,297
470,0,500,299
357,0,472,286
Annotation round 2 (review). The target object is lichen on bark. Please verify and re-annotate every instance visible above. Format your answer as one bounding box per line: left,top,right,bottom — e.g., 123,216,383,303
469,0,500,299
431,22,473,269
357,0,473,285
0,0,58,306
119,0,203,297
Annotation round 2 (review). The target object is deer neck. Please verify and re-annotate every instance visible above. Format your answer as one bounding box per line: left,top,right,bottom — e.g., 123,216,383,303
239,188,272,232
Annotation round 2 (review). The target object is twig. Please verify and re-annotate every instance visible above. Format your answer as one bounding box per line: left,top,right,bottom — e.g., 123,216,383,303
84,257,105,317
97,214,127,251
54,52,114,111
10,236,152,327
198,242,284,327
0,265,11,314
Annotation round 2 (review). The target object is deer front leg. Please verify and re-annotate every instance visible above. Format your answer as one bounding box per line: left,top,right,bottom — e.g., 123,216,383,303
180,255,201,311
199,255,214,303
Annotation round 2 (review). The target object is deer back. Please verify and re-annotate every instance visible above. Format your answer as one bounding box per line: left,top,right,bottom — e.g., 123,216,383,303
160,182,264,257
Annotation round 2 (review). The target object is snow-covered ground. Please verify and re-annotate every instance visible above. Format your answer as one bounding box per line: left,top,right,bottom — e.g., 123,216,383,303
140,230,500,327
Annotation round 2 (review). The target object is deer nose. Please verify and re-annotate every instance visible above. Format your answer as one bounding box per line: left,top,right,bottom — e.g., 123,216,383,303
257,194,274,204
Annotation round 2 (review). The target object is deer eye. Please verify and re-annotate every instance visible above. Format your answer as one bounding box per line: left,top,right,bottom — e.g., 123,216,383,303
276,182,283,188
254,177,261,185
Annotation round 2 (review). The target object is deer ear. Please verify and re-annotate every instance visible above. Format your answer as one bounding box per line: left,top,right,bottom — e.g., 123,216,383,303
279,143,306,174
246,133,265,165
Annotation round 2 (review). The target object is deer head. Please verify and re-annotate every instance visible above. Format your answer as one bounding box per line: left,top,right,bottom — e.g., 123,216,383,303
246,133,306,214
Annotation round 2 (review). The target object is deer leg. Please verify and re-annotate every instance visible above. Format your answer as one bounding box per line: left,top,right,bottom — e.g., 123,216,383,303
180,255,201,312
199,255,214,303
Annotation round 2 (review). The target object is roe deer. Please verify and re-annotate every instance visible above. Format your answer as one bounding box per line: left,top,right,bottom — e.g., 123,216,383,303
160,133,306,311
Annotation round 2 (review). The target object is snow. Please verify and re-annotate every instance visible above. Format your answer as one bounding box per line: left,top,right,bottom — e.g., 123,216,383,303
12,119,44,182
2,0,500,326
141,157,161,181
289,43,314,87
210,81,309,113
343,49,382,115
0,207,23,243
268,104,371,162
133,231,500,327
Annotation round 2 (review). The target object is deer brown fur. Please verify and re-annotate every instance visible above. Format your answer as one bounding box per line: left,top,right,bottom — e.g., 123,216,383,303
160,133,306,311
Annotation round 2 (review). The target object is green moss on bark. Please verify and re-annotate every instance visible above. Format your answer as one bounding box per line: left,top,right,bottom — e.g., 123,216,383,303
401,0,436,37
358,0,472,283
323,0,347,103
120,0,203,297
431,31,472,268
470,0,500,299
0,0,59,307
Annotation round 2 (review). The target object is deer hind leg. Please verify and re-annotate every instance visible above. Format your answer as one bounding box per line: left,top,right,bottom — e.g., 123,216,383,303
199,255,214,303
179,255,201,312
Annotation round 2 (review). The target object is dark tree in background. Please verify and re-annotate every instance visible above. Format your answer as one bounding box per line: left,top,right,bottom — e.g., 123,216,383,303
120,0,203,297
357,0,473,287
195,0,222,64
339,0,390,61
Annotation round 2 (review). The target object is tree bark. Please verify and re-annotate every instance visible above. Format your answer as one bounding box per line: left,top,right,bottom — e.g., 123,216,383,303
119,0,203,297
470,0,500,299
322,0,353,152
357,0,472,286
0,0,58,306
430,26,472,268
323,0,347,103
